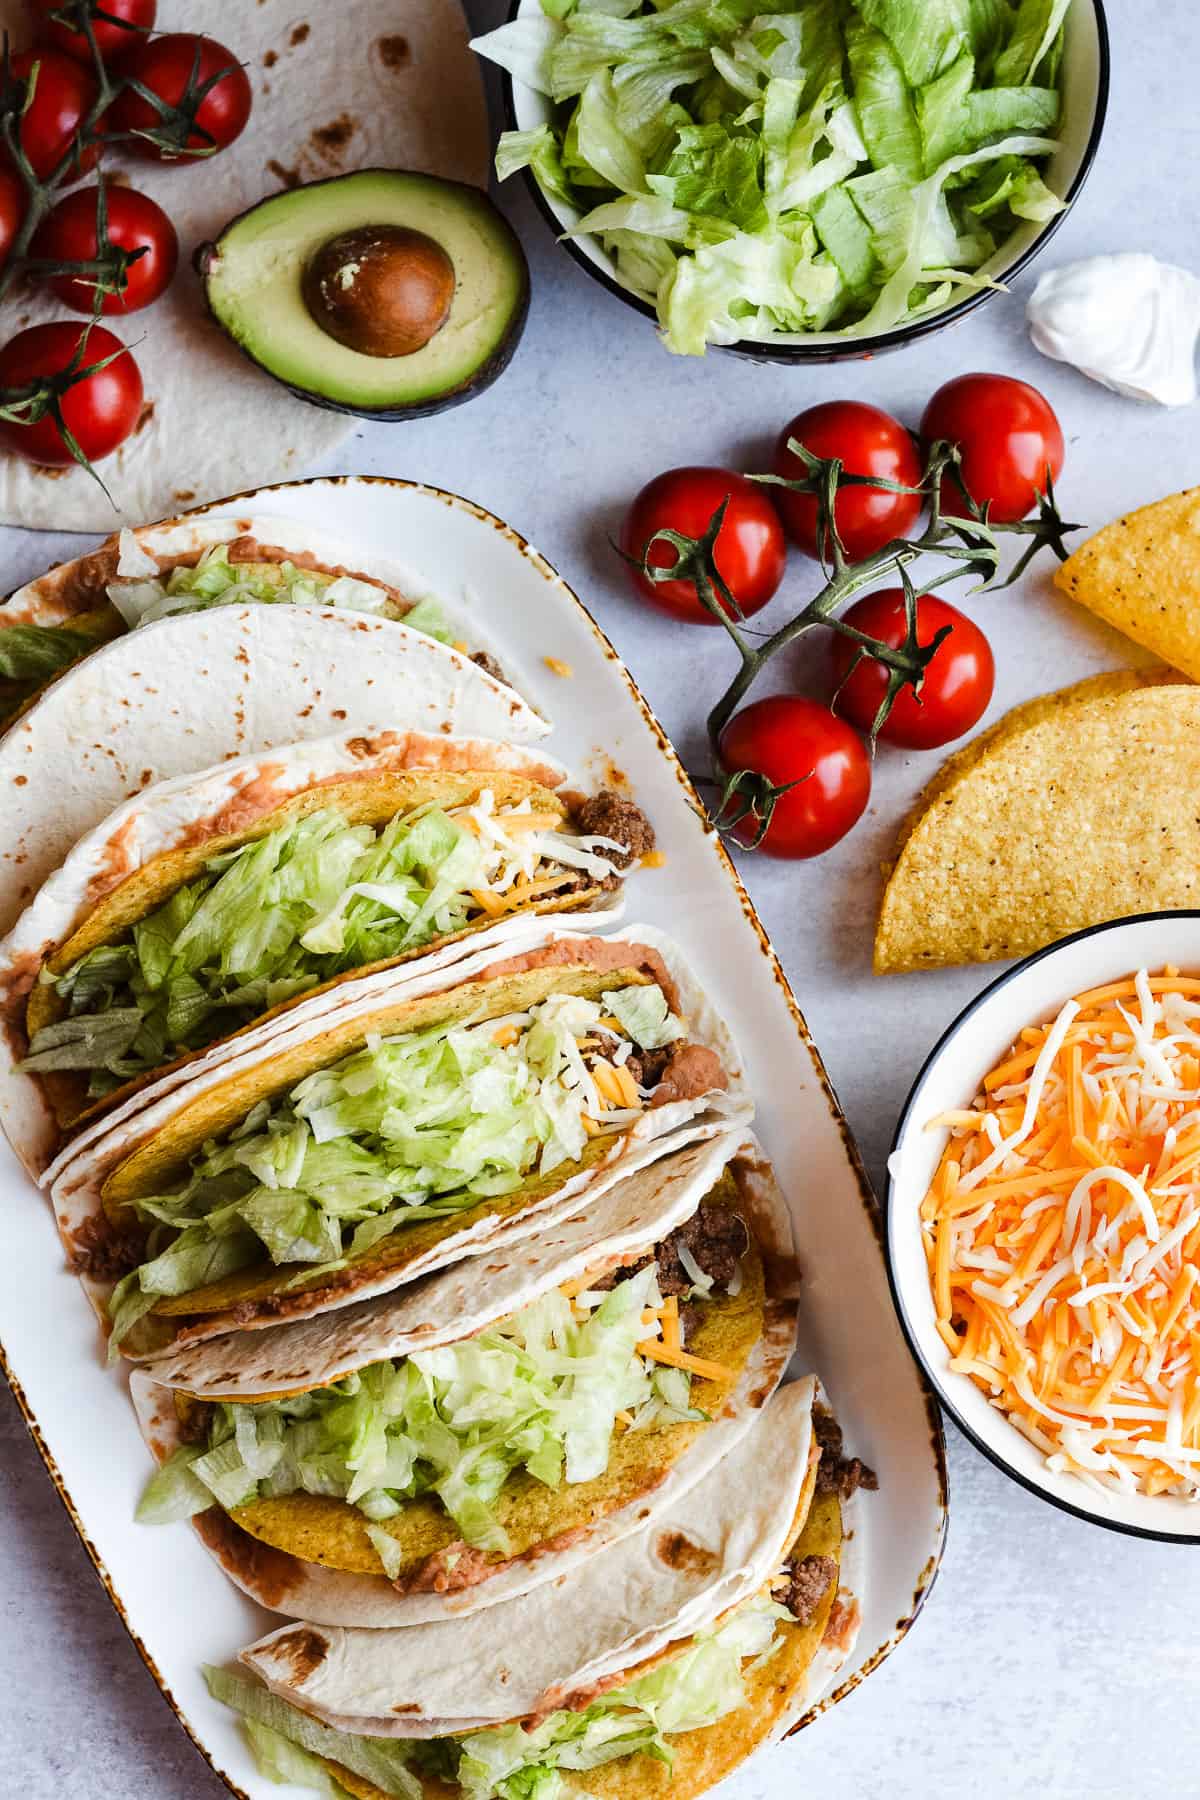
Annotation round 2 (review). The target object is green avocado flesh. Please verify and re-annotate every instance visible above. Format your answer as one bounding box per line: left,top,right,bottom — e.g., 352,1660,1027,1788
202,169,529,418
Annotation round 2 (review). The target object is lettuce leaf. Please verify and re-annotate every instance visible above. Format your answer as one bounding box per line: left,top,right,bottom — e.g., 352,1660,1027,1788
0,623,96,682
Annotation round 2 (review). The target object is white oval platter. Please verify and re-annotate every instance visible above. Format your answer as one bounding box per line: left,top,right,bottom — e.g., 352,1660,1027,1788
0,475,946,1798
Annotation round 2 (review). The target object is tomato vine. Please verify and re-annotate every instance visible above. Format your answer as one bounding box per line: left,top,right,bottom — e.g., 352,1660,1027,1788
626,439,1081,845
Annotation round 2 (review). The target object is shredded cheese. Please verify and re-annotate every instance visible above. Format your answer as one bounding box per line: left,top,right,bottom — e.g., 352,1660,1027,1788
543,656,574,678
922,967,1200,1501
635,1339,730,1382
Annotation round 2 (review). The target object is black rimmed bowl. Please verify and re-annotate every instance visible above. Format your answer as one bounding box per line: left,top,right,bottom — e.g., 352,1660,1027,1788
887,912,1200,1541
501,0,1110,362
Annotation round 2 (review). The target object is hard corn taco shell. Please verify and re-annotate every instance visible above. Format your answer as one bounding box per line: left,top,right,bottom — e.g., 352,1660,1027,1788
0,600,547,945
1055,489,1200,681
874,672,1200,974
53,927,744,1355
131,1133,799,1627
237,1377,822,1736
0,727,628,1178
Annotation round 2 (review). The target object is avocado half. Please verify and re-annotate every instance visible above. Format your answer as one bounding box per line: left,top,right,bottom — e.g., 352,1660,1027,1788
197,169,530,421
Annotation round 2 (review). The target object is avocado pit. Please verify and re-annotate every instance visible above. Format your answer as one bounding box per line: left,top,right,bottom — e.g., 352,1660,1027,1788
302,224,456,358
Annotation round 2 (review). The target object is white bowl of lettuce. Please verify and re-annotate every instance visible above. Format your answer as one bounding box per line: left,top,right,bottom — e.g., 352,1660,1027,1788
474,0,1109,359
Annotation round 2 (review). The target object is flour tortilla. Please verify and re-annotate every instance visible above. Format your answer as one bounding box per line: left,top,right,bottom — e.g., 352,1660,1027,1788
52,925,747,1354
874,672,1200,972
0,0,488,531
139,1128,778,1401
131,1133,801,1627
0,727,624,1179
0,510,523,732
0,602,547,941
238,1377,819,1735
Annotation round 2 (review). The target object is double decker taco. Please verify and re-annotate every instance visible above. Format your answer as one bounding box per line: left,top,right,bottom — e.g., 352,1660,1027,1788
130,1132,798,1627
0,512,515,735
50,928,742,1360
1,728,654,1178
205,1378,870,1800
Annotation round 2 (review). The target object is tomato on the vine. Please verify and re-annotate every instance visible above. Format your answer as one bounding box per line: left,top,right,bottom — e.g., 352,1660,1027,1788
110,34,252,160
6,48,102,180
921,373,1065,524
718,695,870,858
32,0,157,66
829,589,994,750
0,165,26,265
772,401,922,562
620,467,786,625
0,321,143,466
32,184,178,313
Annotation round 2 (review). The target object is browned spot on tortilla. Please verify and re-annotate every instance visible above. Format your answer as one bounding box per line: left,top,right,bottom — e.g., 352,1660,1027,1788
290,22,309,45
13,774,26,785
107,170,130,187
311,114,356,160
331,708,346,721
193,1510,300,1609
265,1625,330,1681
31,464,69,478
135,400,155,433
263,48,277,66
377,33,410,67
655,1530,719,1575
267,158,300,189
174,490,195,502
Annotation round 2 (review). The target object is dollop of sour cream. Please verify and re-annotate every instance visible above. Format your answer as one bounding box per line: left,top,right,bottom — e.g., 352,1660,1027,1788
1027,253,1200,406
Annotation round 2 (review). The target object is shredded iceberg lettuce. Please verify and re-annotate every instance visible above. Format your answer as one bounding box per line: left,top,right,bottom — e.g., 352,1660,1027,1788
472,0,1069,353
105,542,459,646
211,1593,791,1800
0,622,98,683
23,797,624,1093
139,1263,703,1549
108,981,685,1343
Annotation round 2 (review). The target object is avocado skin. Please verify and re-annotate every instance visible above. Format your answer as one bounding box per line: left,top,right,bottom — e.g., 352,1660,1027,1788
196,170,531,423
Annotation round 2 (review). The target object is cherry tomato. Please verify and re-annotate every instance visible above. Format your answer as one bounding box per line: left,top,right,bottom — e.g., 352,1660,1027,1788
6,48,101,180
110,34,252,160
921,373,1065,524
718,696,870,858
32,185,178,313
772,401,922,562
829,589,994,750
0,165,26,266
0,321,143,466
620,467,786,625
31,0,157,66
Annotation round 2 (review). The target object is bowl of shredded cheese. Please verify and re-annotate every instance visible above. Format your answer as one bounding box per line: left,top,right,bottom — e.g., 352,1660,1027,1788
888,911,1200,1536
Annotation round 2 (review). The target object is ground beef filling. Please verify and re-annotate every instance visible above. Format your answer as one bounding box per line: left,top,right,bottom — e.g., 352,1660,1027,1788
68,1214,145,1283
814,1409,878,1500
558,792,656,894
178,1399,217,1446
470,650,507,682
777,1552,838,1625
593,1202,749,1343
